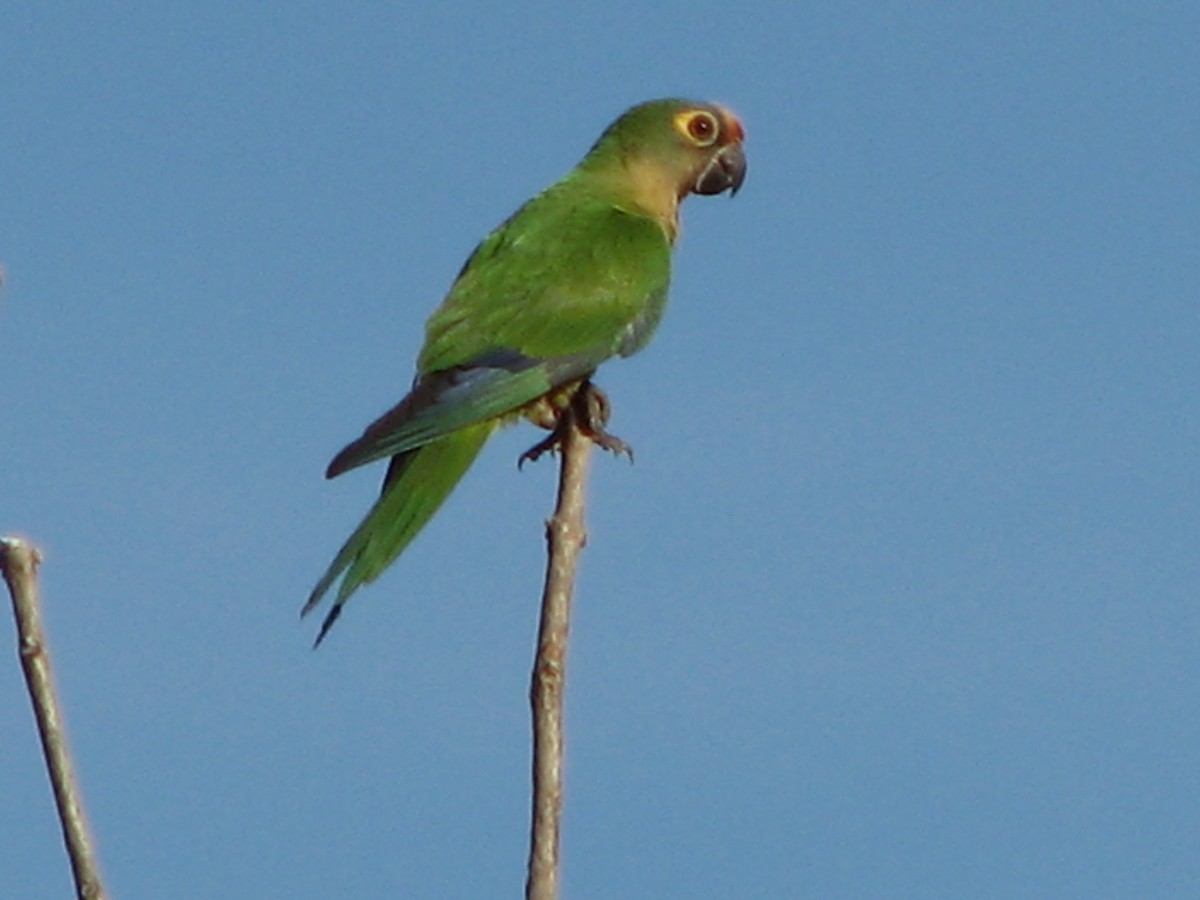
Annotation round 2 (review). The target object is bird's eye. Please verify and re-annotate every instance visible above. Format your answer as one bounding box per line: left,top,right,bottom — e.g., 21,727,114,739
677,110,720,147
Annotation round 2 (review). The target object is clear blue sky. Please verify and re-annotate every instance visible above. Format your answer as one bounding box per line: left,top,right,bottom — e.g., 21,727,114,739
4,3,1198,897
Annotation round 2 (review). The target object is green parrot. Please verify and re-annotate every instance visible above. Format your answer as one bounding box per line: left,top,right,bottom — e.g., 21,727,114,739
303,97,746,646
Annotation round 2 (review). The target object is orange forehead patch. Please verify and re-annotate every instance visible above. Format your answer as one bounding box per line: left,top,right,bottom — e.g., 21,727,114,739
719,108,745,143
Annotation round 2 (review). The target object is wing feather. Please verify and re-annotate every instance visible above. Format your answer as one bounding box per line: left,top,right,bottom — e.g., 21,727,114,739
328,184,672,478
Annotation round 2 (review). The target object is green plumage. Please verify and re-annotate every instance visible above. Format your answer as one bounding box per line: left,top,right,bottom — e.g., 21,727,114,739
304,97,746,645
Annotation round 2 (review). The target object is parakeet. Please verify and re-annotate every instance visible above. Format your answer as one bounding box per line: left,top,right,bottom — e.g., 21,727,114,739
303,97,746,646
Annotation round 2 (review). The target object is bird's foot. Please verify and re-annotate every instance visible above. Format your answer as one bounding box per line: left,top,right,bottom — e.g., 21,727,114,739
518,382,634,468
575,383,634,460
518,430,563,468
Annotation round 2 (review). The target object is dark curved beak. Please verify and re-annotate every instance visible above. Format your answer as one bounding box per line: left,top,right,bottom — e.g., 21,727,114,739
693,142,747,197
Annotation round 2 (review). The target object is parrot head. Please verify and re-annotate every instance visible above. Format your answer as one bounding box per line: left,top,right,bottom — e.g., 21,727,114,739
578,98,746,230
675,105,747,198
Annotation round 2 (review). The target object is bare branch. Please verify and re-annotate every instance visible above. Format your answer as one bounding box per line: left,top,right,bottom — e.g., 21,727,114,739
2,536,108,900
525,413,593,900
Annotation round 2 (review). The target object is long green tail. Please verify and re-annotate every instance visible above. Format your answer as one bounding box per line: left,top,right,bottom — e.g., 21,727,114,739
303,421,494,646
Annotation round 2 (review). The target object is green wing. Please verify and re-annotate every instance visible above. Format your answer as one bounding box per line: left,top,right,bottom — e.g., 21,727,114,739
422,182,672,370
327,185,672,476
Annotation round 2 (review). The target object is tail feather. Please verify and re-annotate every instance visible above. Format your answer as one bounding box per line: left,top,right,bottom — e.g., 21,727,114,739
303,422,494,647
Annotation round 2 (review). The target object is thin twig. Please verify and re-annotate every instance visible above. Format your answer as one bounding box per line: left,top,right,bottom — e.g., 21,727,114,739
2,536,108,900
525,416,592,900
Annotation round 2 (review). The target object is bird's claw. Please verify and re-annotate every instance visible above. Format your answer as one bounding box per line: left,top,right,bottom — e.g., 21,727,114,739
518,431,563,468
576,382,634,460
518,382,634,468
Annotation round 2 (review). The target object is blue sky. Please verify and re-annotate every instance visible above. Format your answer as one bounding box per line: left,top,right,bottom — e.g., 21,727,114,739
3,3,1198,897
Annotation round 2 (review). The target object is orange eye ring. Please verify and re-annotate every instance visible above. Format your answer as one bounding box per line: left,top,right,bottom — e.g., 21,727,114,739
675,110,720,147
